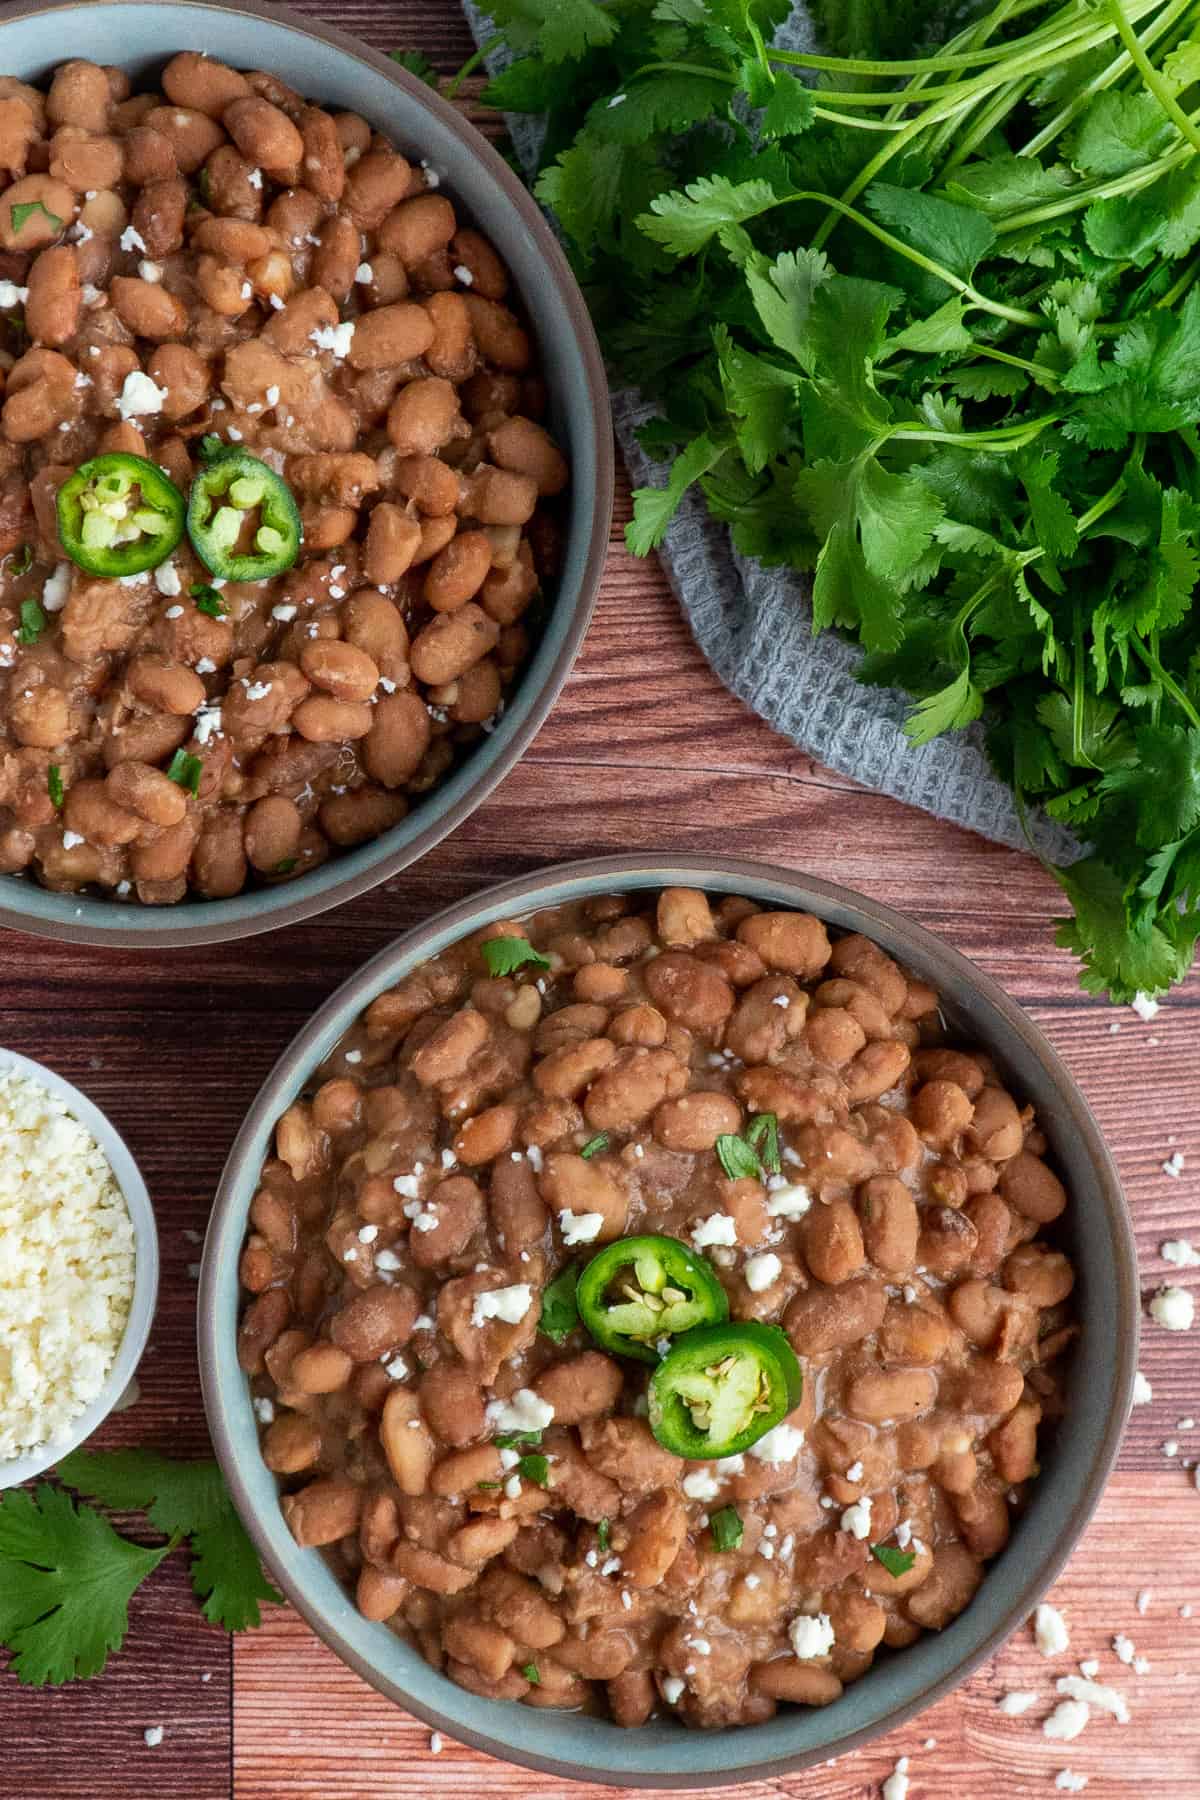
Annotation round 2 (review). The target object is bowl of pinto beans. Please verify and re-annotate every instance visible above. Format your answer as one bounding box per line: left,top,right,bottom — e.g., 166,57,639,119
201,853,1137,1787
0,0,611,947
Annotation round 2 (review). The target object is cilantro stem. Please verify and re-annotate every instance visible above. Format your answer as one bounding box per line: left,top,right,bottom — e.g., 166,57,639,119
995,133,1196,233
1107,0,1200,155
970,344,1061,385
1130,635,1200,729
812,0,1174,250
765,0,1126,76
766,190,1043,327
1017,0,1195,156
631,61,736,86
892,413,1061,448
1076,475,1126,533
444,31,503,100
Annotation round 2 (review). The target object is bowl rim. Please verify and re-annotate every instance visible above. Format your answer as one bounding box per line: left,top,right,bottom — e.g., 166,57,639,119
0,0,614,951
199,852,1138,1787
0,1047,159,1489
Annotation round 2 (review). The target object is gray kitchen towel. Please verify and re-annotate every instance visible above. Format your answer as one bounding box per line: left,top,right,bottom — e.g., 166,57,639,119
462,3,1077,863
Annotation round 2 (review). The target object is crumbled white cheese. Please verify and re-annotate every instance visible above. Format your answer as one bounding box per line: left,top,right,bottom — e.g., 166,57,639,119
1132,1370,1153,1405
117,370,168,420
559,1209,605,1246
744,1252,782,1292
766,1181,811,1219
1131,992,1160,1022
271,604,297,622
486,1389,554,1435
1044,1701,1090,1742
1056,1674,1130,1724
383,1355,408,1380
154,561,182,598
0,1068,136,1462
429,1731,442,1754
137,260,162,283
0,280,29,308
61,831,84,850
1079,1658,1100,1679
120,225,148,254
243,681,272,702
682,1469,721,1502
252,1396,275,1424
1054,1775,1089,1794
310,321,355,358
1137,1589,1152,1614
393,1173,421,1200
1163,1439,1179,1457
357,1225,378,1244
192,705,222,746
882,1762,910,1800
1162,1152,1186,1178
1113,1634,1136,1665
143,1726,164,1748
750,1421,805,1464
1161,1239,1200,1269
1149,1285,1195,1331
662,1676,685,1704
41,562,71,614
998,1691,1038,1715
788,1612,835,1660
1036,1604,1071,1656
840,1495,872,1539
453,263,474,286
691,1213,737,1249
470,1284,532,1329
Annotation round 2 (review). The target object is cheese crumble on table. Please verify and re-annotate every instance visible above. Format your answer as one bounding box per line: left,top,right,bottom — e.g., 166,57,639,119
0,1066,135,1462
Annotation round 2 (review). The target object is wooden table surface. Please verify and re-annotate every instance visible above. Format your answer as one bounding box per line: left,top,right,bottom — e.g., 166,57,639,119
5,4,1200,1796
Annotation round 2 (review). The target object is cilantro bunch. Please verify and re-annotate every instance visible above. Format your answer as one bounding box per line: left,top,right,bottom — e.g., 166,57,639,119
0,1450,280,1685
473,0,1200,1001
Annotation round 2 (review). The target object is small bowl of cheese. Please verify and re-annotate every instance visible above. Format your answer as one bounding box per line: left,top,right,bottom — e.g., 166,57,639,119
0,1050,158,1488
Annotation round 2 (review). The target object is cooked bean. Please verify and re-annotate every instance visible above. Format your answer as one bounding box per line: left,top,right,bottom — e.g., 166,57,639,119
282,1476,362,1548
751,1661,843,1705
998,1150,1067,1223
330,1283,417,1361
533,1352,623,1425
785,1277,887,1355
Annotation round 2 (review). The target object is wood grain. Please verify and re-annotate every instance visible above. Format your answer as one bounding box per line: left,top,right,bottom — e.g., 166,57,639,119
3,5,1200,1796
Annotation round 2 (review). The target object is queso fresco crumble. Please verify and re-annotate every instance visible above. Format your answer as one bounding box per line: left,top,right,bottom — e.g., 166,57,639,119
0,1064,135,1462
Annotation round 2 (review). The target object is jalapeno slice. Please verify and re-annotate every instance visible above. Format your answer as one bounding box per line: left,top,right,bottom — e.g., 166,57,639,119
576,1235,729,1364
56,452,186,578
648,1322,803,1460
187,442,302,581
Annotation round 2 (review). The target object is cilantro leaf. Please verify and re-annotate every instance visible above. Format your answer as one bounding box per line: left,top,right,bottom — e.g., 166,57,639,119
190,583,226,617
55,1448,282,1633
388,49,439,88
166,749,203,797
480,934,551,976
16,599,45,645
865,183,996,284
627,431,729,555
760,77,815,141
516,1453,550,1487
871,1542,917,1577
1066,90,1173,179
10,199,62,236
47,765,64,809
539,1261,580,1344
597,1517,611,1552
522,1661,541,1684
1054,858,1186,1001
590,73,731,145
639,175,780,257
715,327,802,473
484,0,617,62
580,1132,609,1159
710,1505,743,1550
0,1484,173,1685
714,1131,763,1181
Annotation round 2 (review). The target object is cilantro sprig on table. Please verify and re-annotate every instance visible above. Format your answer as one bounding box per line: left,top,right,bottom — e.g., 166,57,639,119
0,1450,281,1685
468,0,1200,1002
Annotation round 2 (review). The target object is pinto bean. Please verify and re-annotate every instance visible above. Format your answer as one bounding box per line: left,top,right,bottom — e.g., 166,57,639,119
751,1661,843,1705
858,1175,918,1274
846,1367,937,1423
998,1151,1067,1223
784,1278,887,1355
533,1353,623,1425
282,1476,362,1548
329,1283,417,1361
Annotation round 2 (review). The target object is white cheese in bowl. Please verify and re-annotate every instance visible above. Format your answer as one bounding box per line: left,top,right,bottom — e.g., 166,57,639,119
0,1065,136,1462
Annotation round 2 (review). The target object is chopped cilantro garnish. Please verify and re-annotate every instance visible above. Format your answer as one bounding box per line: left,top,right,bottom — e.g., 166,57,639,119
710,1505,743,1552
9,544,32,577
538,1261,579,1344
274,858,298,874
715,1112,781,1181
870,1543,917,1578
515,1453,549,1487
521,1661,540,1685
11,199,63,236
190,583,226,618
16,599,45,645
47,765,63,809
579,1132,609,1159
596,1517,611,1553
495,1429,542,1450
480,934,551,977
166,750,203,798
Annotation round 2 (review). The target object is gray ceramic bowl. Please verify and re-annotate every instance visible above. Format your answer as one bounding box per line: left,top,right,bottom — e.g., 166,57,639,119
200,853,1138,1788
0,0,612,949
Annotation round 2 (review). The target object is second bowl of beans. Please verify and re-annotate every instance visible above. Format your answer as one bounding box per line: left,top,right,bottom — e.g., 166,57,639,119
200,852,1137,1788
